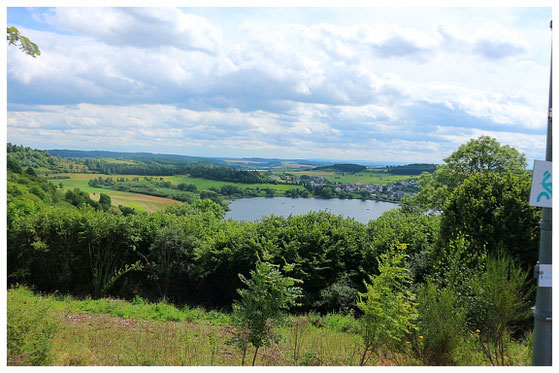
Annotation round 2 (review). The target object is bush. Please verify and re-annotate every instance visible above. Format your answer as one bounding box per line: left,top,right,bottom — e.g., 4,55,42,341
232,258,302,365
7,287,59,365
468,255,533,365
357,245,418,365
322,313,359,334
315,276,359,314
413,280,466,365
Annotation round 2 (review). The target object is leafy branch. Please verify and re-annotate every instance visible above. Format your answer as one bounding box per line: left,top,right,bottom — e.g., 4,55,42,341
7,27,41,57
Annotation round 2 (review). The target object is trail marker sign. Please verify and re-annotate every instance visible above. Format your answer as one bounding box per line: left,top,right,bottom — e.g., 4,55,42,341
530,160,552,208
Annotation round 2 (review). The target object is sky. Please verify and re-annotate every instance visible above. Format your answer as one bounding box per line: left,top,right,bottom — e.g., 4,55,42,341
5,2,554,164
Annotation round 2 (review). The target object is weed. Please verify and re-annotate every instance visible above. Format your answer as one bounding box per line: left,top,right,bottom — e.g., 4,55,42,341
7,286,59,365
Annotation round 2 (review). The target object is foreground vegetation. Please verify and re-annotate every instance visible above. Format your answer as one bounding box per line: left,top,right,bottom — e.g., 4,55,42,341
8,287,532,366
7,136,540,366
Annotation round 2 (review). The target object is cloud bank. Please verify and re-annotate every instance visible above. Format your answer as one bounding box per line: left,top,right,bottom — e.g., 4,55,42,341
7,7,551,163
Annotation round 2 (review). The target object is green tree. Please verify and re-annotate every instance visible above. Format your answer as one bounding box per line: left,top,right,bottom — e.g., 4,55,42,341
440,171,540,270
98,193,111,211
232,256,302,365
401,136,528,213
7,157,23,173
256,212,371,312
357,245,418,365
443,136,526,179
367,209,440,283
79,210,142,297
7,27,41,57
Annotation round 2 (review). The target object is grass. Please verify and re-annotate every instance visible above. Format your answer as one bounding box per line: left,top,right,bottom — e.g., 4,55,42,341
167,175,304,193
7,287,533,366
49,173,181,213
8,287,365,366
289,170,412,185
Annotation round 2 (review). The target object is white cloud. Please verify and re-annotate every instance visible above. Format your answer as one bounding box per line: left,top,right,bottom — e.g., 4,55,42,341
44,7,223,54
437,22,529,59
7,7,550,163
416,83,546,130
433,126,545,162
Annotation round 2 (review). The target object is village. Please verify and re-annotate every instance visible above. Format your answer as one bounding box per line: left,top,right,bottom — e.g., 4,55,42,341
270,173,419,202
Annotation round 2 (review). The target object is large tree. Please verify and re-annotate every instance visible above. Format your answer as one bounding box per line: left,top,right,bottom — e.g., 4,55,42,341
401,136,528,213
439,171,540,269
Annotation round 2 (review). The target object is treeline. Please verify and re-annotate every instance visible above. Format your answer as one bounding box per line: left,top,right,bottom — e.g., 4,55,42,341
87,176,198,203
7,143,62,170
48,149,222,165
313,163,367,173
188,164,272,184
387,163,436,175
82,159,272,183
64,188,112,211
82,158,188,176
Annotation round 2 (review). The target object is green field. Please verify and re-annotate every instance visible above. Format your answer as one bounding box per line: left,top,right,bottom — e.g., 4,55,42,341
166,175,304,193
48,173,305,212
49,173,181,213
289,170,412,185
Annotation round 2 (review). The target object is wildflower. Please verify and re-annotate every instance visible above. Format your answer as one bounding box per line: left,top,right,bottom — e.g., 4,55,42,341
475,329,481,333
419,335,424,339
406,341,410,345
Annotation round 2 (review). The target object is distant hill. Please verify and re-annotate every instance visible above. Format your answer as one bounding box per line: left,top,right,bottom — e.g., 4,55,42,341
47,149,227,166
387,163,436,175
47,149,332,170
41,147,430,173
312,163,367,173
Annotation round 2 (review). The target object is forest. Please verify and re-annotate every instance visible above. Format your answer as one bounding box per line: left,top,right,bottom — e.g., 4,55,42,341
6,136,541,366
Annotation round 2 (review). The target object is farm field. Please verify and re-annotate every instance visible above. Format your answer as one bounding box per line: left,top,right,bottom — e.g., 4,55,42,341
50,173,181,213
166,175,305,193
49,172,305,212
289,170,412,185
53,173,304,193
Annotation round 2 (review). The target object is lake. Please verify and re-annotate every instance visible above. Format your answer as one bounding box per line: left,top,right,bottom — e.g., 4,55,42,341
225,197,398,224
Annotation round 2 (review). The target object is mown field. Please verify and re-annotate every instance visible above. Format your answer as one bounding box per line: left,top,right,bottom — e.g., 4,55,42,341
49,173,181,213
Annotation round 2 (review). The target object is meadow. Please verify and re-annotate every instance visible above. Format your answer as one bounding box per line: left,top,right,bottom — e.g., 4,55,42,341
166,175,304,193
7,287,532,366
50,173,181,213
289,169,412,185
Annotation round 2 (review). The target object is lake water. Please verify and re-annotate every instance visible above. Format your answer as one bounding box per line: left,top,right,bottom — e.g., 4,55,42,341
225,197,398,224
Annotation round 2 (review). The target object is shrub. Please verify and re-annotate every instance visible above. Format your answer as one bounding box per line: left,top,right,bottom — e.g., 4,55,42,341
357,245,417,365
468,255,533,365
315,275,359,314
413,280,466,365
322,313,359,334
232,258,302,365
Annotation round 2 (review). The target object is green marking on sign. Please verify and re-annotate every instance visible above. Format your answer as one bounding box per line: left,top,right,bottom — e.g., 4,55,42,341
537,171,552,202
